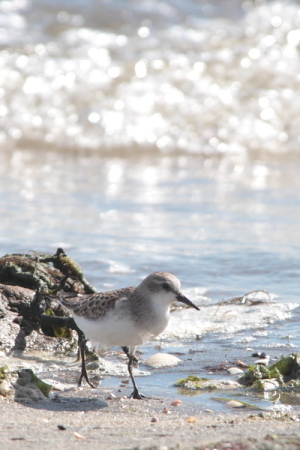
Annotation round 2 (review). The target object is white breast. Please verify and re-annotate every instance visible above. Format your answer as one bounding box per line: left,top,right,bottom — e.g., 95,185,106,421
74,312,147,347
141,294,171,337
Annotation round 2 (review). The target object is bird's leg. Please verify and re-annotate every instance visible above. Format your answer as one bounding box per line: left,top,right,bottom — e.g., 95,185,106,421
77,329,96,389
127,353,145,399
121,346,139,364
39,313,96,388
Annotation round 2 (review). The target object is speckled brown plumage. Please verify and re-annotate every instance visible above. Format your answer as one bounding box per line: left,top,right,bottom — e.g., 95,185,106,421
59,286,135,320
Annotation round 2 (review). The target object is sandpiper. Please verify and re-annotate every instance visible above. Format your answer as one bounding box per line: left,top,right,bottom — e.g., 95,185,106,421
58,271,199,399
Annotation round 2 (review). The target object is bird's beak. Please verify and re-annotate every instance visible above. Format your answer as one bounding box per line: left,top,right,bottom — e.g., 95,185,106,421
176,293,200,311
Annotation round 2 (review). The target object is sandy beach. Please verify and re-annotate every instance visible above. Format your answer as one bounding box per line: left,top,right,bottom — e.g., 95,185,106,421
1,387,300,450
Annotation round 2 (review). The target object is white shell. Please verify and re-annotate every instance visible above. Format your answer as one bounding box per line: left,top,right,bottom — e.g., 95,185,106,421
227,367,244,375
144,353,181,368
226,400,246,408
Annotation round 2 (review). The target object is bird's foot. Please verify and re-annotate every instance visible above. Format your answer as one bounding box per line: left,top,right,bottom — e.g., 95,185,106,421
130,388,146,400
78,371,96,389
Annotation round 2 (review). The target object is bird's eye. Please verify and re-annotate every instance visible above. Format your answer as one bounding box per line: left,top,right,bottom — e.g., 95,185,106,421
162,282,170,291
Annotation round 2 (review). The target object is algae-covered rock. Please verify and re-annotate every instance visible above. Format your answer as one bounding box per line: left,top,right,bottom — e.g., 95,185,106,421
16,368,52,397
238,364,270,386
0,248,97,294
0,248,98,353
252,379,280,392
175,375,210,387
239,353,300,389
15,384,49,403
268,354,300,379
0,365,9,379
0,365,14,397
286,379,300,391
175,375,240,390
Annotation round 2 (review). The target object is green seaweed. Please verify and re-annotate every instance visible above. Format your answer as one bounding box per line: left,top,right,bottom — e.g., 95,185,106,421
268,354,300,378
239,364,269,386
45,307,72,339
175,375,210,387
0,366,10,383
239,353,300,388
0,365,9,380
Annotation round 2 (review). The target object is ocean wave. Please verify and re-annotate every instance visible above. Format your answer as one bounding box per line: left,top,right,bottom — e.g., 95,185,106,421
0,0,299,156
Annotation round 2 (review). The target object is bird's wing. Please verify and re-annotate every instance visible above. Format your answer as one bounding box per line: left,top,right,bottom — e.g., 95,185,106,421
58,286,135,320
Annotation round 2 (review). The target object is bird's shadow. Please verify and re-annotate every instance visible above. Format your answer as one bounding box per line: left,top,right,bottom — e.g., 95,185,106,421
15,396,108,412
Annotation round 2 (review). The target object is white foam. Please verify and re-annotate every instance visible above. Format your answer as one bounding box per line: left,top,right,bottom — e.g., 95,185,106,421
163,301,299,340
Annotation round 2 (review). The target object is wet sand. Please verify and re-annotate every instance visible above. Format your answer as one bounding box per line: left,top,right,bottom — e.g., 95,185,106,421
1,388,300,450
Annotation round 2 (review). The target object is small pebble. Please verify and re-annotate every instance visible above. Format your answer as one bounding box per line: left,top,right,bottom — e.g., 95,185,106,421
107,392,116,400
162,408,171,414
171,400,182,406
57,425,66,431
151,416,158,423
226,400,246,408
252,352,267,358
73,432,85,440
227,367,244,375
186,416,196,423
254,357,270,366
237,360,248,368
86,362,100,371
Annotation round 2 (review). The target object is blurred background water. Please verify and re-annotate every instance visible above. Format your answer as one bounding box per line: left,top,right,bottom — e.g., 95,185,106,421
0,0,300,405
